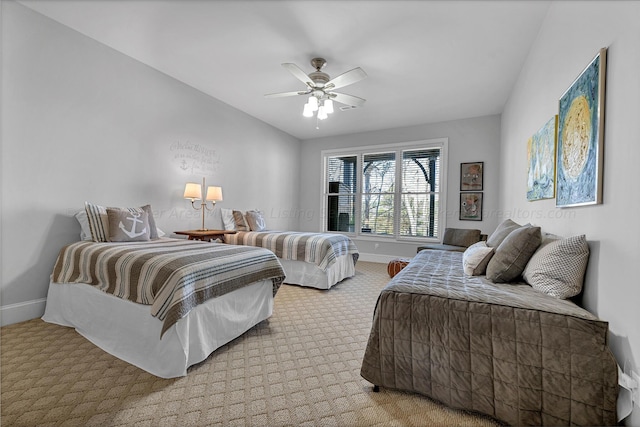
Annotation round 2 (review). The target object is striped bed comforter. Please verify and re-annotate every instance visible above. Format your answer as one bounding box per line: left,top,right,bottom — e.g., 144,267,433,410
225,231,359,271
51,239,285,337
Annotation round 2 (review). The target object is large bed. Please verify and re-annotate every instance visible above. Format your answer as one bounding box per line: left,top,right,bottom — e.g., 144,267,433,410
224,230,359,290
42,238,285,378
360,249,618,426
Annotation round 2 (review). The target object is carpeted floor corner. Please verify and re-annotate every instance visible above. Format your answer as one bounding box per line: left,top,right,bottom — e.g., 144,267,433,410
1,261,501,426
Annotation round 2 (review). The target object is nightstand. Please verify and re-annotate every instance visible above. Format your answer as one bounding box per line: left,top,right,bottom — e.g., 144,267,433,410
174,229,237,242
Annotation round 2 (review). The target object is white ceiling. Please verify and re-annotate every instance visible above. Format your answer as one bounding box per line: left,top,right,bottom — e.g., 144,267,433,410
19,0,550,140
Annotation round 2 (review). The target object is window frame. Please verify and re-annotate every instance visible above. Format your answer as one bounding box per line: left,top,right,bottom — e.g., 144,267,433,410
321,138,448,243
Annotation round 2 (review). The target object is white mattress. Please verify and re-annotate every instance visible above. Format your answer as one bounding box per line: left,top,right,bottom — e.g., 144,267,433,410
279,253,356,290
42,279,274,378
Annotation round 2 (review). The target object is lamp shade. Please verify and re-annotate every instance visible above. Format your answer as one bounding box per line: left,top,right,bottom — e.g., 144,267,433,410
303,103,313,118
317,105,328,120
206,186,223,201
183,182,202,200
308,95,318,112
324,98,334,114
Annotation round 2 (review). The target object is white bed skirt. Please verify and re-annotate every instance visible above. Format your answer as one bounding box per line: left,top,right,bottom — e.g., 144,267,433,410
279,253,356,290
42,280,274,378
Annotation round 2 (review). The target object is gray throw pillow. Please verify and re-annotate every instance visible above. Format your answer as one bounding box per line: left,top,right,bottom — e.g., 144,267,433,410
486,219,522,248
523,235,589,299
107,208,151,242
486,226,541,283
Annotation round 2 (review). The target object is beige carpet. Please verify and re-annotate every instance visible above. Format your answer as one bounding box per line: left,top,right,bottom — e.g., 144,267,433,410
1,261,501,427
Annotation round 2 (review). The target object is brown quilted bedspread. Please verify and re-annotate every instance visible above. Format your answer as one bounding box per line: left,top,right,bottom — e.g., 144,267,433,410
360,250,617,426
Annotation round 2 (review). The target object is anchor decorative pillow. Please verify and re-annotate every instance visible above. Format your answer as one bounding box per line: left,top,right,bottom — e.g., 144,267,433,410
84,201,159,242
106,208,151,242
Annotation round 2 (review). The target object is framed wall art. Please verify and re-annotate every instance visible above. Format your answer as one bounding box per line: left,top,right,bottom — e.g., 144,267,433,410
459,192,483,221
460,162,483,191
556,47,607,207
527,115,557,201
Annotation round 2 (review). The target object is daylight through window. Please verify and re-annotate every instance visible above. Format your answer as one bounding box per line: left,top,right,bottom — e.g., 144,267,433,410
323,139,447,240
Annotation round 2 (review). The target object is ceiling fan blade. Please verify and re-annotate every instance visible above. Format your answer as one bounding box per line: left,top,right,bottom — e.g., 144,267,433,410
264,90,309,98
282,63,314,87
331,92,366,107
324,67,367,90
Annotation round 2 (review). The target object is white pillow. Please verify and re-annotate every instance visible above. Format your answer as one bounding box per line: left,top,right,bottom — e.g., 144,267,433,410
221,208,235,231
462,241,495,276
75,210,92,241
523,235,589,299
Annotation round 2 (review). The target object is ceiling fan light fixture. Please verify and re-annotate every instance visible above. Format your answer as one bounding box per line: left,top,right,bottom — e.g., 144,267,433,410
266,57,367,127
308,96,318,111
317,105,328,120
302,103,313,117
323,98,334,114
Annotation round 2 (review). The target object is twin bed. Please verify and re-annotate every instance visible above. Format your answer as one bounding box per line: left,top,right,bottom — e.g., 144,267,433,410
225,230,359,290
43,238,285,378
43,206,360,377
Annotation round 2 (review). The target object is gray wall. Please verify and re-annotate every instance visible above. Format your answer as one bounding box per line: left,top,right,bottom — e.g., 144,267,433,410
1,2,301,323
500,2,640,424
299,115,501,260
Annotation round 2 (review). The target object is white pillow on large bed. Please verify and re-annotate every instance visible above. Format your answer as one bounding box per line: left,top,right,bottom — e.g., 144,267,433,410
462,241,494,276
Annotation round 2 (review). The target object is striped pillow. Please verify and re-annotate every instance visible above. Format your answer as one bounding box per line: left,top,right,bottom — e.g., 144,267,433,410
84,202,159,242
522,235,589,299
84,202,109,242
232,210,249,231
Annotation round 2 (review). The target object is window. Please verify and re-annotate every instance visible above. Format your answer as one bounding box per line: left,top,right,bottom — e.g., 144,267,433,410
326,155,357,232
323,138,447,240
362,152,395,235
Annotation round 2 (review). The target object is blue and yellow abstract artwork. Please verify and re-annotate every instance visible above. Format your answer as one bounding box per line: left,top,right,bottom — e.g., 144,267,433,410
556,49,606,207
527,116,557,201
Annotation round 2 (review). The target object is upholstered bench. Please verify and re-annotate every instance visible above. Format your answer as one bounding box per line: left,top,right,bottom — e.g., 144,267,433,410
417,228,486,253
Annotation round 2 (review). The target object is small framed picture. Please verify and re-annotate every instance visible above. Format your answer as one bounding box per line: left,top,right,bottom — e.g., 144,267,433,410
460,162,484,191
460,192,483,221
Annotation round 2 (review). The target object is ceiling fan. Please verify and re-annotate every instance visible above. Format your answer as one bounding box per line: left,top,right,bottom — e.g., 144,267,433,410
265,57,367,121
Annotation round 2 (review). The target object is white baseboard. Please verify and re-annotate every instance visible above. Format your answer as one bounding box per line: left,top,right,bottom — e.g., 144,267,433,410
357,253,413,264
0,298,46,326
